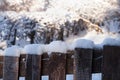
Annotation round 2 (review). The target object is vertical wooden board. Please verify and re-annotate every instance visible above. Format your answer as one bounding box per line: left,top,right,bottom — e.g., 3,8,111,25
0,56,3,78
48,53,66,80
92,49,103,73
74,48,93,80
66,52,74,74
25,55,32,80
32,55,41,80
3,56,19,80
19,54,26,76
103,46,120,80
42,53,49,75
25,54,42,80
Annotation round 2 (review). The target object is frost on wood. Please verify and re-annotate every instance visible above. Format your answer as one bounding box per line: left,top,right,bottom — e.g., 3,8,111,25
24,44,44,55
4,46,21,57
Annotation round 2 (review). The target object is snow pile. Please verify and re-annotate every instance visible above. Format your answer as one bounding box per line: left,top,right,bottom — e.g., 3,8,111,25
0,41,7,49
0,50,3,56
45,41,68,54
102,38,120,46
66,30,120,49
70,39,94,49
4,46,21,57
24,44,44,55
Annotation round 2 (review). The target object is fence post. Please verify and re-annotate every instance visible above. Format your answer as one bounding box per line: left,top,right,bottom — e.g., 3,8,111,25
103,45,120,80
0,56,3,78
48,53,66,80
74,48,93,80
25,54,42,80
3,46,20,80
3,56,19,80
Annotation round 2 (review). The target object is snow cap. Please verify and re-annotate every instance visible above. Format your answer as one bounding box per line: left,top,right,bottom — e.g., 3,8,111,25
4,46,21,57
102,38,120,46
46,41,68,55
72,39,94,49
24,44,44,55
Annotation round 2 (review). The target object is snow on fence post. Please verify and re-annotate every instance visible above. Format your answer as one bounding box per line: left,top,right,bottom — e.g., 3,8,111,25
24,44,43,80
73,39,94,80
48,52,66,80
46,41,67,80
102,45,120,80
3,46,21,80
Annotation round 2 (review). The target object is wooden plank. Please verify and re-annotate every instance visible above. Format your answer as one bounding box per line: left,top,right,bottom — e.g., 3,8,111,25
0,56,3,78
25,55,32,80
92,49,103,73
74,48,93,80
25,54,42,80
0,51,103,77
103,46,120,80
19,54,26,76
32,55,41,80
3,56,19,80
41,53,49,75
48,53,66,80
66,51,74,74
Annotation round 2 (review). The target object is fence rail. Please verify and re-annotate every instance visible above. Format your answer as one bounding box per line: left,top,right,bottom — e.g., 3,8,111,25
0,45,120,80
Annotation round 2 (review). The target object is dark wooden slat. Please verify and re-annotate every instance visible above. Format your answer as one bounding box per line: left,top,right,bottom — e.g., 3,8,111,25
74,48,93,80
3,56,19,80
25,54,42,80
42,53,49,75
48,53,66,80
0,50,103,77
32,55,42,80
66,51,74,74
19,54,26,76
103,46,120,80
0,56,3,78
92,49,103,73
26,55,32,80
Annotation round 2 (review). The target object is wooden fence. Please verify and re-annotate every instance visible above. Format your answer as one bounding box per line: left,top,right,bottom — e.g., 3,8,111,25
0,45,120,80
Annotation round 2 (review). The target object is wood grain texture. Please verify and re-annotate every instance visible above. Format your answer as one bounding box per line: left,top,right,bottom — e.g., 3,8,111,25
92,49,103,73
48,53,66,80
3,56,19,80
19,54,26,76
25,54,42,80
0,56,3,78
103,46,120,80
74,48,93,80
0,50,103,77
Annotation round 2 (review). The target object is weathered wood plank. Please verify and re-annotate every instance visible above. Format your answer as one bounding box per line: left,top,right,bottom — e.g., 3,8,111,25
48,53,66,80
0,50,103,77
3,56,19,80
0,56,3,78
103,46,120,80
25,55,32,80
66,51,74,74
92,49,103,73
74,48,93,80
19,54,26,76
25,54,42,80
32,55,42,80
